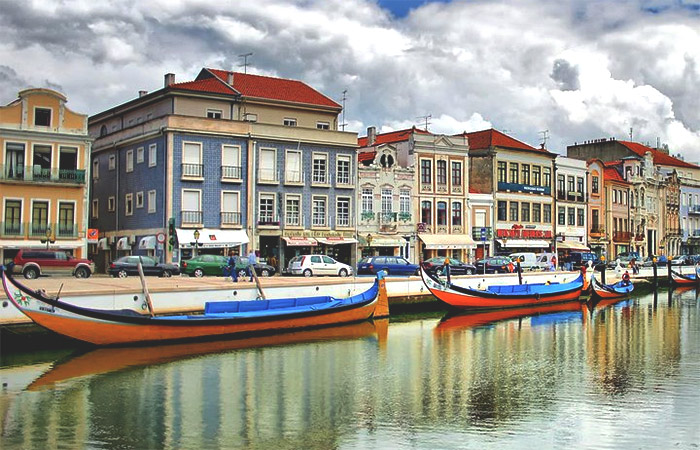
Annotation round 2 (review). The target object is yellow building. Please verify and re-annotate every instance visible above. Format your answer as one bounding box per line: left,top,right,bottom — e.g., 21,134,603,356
0,88,91,262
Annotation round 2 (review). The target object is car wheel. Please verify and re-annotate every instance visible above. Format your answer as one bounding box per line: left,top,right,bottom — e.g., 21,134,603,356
23,267,39,279
162,270,172,278
193,268,204,278
414,269,420,276
118,269,128,278
261,269,271,277
338,268,348,277
303,269,313,277
74,267,90,278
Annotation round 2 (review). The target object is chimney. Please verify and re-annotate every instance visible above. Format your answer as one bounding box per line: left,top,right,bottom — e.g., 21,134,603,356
367,126,377,146
164,73,175,87
138,90,148,98
227,72,234,85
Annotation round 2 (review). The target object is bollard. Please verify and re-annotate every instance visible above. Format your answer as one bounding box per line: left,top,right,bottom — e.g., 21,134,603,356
667,260,672,285
599,262,606,285
516,261,523,285
652,262,658,286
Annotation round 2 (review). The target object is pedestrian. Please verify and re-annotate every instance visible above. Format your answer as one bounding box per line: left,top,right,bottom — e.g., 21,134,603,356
551,254,557,272
442,256,451,284
247,248,256,282
630,258,639,275
228,250,239,282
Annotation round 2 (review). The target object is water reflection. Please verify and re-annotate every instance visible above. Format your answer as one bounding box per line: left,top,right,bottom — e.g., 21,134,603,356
1,289,699,449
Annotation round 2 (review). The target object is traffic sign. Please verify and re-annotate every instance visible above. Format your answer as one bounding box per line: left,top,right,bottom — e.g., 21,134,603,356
156,232,166,244
87,228,99,243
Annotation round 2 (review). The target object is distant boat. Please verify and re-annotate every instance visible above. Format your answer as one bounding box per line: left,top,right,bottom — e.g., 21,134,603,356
590,274,634,299
420,267,585,310
1,265,388,346
671,269,699,286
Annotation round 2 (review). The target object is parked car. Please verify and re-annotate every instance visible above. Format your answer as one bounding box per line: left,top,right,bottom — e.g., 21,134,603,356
422,257,476,275
608,251,641,268
181,254,230,277
231,261,277,278
12,249,94,279
108,255,181,278
508,252,546,271
569,252,596,270
357,256,419,276
475,256,513,274
288,254,352,277
671,255,695,266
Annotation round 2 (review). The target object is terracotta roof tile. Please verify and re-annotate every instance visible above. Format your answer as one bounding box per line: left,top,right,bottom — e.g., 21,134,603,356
460,128,551,155
603,166,628,184
618,140,699,169
170,78,237,95
358,127,430,148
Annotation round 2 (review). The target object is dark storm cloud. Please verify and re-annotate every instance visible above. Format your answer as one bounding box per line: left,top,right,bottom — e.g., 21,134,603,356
550,59,580,91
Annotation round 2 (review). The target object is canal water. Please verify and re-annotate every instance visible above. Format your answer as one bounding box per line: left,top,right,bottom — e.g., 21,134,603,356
1,288,699,449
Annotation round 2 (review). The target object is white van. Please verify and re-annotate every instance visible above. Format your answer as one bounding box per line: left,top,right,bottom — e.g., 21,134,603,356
509,252,543,271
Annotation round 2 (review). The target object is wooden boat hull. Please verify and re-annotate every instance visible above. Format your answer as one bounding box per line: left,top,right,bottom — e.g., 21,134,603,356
590,277,634,299
671,271,698,286
420,268,584,310
1,266,386,346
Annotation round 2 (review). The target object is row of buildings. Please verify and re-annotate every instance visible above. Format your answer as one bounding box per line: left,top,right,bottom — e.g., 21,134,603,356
2,69,700,272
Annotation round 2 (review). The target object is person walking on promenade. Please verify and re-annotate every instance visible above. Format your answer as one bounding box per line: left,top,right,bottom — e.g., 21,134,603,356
630,258,639,275
551,254,557,272
247,248,256,282
442,256,452,284
228,250,239,282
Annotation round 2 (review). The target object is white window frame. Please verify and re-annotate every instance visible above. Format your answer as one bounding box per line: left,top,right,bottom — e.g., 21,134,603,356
243,113,258,122
258,147,278,182
316,121,330,130
258,192,277,223
92,159,99,179
136,191,144,208
362,188,373,213
148,144,157,167
126,149,134,173
221,144,242,180
182,141,203,178
285,193,302,227
285,149,303,184
91,199,99,219
148,190,156,213
57,200,77,235
336,155,352,185
312,195,327,227
336,197,351,227
107,196,116,212
381,188,393,214
283,117,297,127
125,193,133,216
136,146,144,164
33,106,52,127
181,189,202,224
221,191,241,225
207,109,223,119
400,189,411,214
312,152,328,185
108,155,116,170
2,197,23,233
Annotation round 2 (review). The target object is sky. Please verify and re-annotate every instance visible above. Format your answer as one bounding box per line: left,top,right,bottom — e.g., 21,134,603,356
2,0,700,160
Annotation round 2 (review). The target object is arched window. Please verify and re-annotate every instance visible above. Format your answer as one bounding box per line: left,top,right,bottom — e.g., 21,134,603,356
99,125,108,137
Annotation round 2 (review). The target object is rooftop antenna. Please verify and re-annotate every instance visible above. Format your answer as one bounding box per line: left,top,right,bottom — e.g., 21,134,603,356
629,127,633,141
417,114,432,131
340,89,348,131
238,52,253,119
539,129,549,148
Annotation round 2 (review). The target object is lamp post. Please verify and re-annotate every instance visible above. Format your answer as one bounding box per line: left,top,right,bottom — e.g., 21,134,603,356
366,233,372,257
40,226,54,250
190,228,201,257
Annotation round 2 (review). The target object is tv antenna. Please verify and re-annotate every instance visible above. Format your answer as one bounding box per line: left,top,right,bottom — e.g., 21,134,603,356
539,129,549,148
238,52,253,74
629,127,633,141
340,89,348,131
417,114,432,131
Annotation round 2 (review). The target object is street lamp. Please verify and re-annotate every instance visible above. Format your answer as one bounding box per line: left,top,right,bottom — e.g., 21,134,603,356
190,228,201,257
40,226,55,250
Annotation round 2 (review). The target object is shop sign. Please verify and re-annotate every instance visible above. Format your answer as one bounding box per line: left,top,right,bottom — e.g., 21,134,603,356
496,224,553,239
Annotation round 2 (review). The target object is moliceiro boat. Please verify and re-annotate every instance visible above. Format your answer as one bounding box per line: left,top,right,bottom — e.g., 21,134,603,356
0,265,388,346
671,268,700,286
420,267,585,310
590,274,634,299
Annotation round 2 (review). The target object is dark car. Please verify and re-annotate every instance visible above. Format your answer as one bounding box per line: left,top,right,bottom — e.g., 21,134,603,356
671,255,695,266
422,257,476,275
475,256,513,274
12,249,94,279
357,256,419,276
231,261,277,278
569,252,596,270
109,255,181,278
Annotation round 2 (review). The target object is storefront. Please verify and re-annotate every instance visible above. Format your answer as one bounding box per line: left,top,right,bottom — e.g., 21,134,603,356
418,234,476,262
495,224,553,255
359,235,408,259
316,237,358,266
174,228,249,262
282,236,318,272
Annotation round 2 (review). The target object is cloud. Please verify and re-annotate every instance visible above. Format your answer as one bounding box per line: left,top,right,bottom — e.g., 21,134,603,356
1,0,700,160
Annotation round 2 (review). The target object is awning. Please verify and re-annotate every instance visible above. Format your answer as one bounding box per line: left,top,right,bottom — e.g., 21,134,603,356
557,241,590,251
497,239,550,248
139,235,156,250
0,239,83,249
316,237,359,245
367,236,407,247
97,237,109,250
283,237,317,247
175,228,249,248
116,237,130,250
419,234,476,249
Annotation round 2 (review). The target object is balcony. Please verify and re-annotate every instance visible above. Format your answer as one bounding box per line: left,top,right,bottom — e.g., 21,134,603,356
1,221,23,237
258,214,280,227
689,205,700,215
181,210,203,226
360,211,375,221
589,225,605,236
181,163,203,179
56,224,77,238
221,165,242,181
398,212,412,222
258,168,279,184
57,169,86,183
612,231,632,242
336,174,353,188
498,181,551,195
29,222,50,238
1,164,24,181
221,211,242,226
336,215,353,228
472,226,493,241
380,212,397,233
0,165,85,184
285,170,305,185
311,171,328,186
311,215,328,228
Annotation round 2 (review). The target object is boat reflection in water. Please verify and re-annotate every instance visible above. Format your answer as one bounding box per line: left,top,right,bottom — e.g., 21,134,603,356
28,320,385,391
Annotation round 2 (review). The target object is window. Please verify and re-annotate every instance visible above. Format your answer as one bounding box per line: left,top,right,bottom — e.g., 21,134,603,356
316,122,330,130
521,164,530,185
557,174,565,196
285,195,301,226
497,161,507,183
136,191,144,208
337,155,351,185
109,155,116,170
207,109,222,119
148,190,156,213
510,202,519,221
4,142,25,180
283,118,297,127
221,191,240,225
592,175,599,194
543,167,551,187
451,202,462,226
183,142,203,177
381,189,393,214
533,166,541,186
362,188,373,213
567,176,575,193
577,177,584,195
558,206,565,226
312,196,326,227
31,201,49,235
577,208,585,227
613,190,618,204
543,204,552,223
421,160,432,184
58,203,75,236
222,145,242,180
532,203,541,222
337,197,350,227
136,147,144,164
400,190,410,214
259,193,276,224
437,202,447,226
182,190,201,224
125,193,134,216
126,150,134,172
437,160,447,185
592,209,599,228
108,196,115,212
92,159,99,179
34,108,51,126
567,207,575,226
244,113,257,122
509,163,519,184
91,199,98,219
521,202,530,222
312,153,327,184
498,201,507,221
259,148,277,182
284,150,302,183
421,201,432,224
100,125,108,137
4,200,21,235
452,161,462,186
149,144,157,167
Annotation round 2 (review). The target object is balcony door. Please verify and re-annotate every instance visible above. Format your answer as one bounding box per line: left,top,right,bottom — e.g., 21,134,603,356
182,190,201,225
5,143,25,179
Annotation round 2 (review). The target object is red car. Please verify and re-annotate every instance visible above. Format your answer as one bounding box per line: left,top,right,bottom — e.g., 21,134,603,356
12,249,95,279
